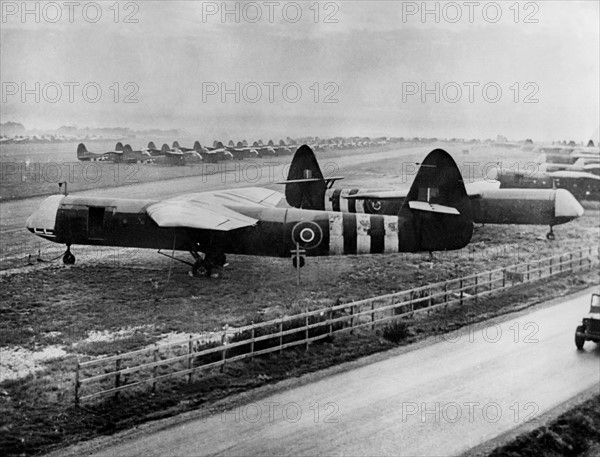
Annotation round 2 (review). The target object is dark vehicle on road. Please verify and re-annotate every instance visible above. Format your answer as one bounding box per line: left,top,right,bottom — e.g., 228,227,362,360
575,294,600,349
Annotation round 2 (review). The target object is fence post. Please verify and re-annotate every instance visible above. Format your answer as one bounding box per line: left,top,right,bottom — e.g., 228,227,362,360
74,359,80,406
444,282,448,306
350,305,354,335
114,356,121,400
428,286,433,314
371,301,375,330
250,323,255,360
329,307,333,337
488,271,492,292
152,347,158,393
220,330,226,373
474,275,479,302
502,269,506,288
549,257,553,276
460,279,464,305
526,264,530,283
569,252,573,271
279,318,283,355
188,335,193,384
305,315,309,351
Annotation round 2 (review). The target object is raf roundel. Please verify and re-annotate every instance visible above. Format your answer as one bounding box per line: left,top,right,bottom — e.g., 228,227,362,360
291,221,323,249
366,199,383,213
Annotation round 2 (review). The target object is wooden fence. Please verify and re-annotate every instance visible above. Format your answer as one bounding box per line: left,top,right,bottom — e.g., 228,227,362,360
75,246,598,404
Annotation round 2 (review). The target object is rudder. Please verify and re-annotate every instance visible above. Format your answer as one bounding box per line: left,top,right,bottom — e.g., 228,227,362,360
398,149,473,251
77,143,87,157
285,145,327,210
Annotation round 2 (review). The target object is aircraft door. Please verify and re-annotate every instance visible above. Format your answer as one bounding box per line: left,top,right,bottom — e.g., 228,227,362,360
87,206,116,240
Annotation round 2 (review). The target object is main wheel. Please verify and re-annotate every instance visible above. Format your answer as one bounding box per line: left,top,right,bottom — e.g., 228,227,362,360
191,259,211,277
575,325,585,350
63,252,76,265
546,231,555,241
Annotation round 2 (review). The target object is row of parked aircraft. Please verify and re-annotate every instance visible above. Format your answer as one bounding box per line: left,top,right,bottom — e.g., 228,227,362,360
76,137,395,165
27,145,585,277
76,139,297,164
495,145,600,202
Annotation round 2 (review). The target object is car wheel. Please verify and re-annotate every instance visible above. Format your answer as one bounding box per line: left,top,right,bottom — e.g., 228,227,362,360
575,325,585,350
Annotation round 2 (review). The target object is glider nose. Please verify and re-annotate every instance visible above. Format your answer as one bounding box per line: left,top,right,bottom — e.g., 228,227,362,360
25,195,65,238
25,213,35,233
554,189,584,220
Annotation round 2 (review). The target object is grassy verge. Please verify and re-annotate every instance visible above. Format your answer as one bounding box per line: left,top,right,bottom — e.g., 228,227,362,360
487,395,600,457
1,267,597,456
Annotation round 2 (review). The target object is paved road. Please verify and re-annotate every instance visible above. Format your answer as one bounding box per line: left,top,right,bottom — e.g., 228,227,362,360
84,288,599,457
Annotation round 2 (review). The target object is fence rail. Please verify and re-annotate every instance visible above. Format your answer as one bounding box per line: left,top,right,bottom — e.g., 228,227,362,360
75,246,598,404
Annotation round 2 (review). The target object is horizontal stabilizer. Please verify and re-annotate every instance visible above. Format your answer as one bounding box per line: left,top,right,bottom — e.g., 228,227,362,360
343,189,407,200
408,200,460,215
277,176,345,185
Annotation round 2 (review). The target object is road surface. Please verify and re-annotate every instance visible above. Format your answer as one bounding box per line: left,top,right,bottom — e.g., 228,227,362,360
73,287,599,457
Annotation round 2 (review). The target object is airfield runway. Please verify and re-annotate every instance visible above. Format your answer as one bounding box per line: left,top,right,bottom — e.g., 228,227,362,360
58,288,599,457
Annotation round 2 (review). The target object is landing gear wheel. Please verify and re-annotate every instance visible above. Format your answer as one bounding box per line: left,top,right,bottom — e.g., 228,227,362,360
292,256,305,268
546,229,555,241
191,259,212,278
63,251,75,265
575,325,585,350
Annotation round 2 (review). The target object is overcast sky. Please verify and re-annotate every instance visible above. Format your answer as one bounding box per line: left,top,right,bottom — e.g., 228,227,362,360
1,1,598,142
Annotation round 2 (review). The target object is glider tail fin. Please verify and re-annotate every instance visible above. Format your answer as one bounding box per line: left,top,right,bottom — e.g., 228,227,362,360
399,149,473,251
77,143,87,158
284,145,327,210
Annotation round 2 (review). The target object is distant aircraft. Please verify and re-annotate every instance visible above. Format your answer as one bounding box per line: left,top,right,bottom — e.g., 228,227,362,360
279,139,297,153
190,141,225,163
250,141,277,158
26,148,474,276
280,146,584,240
222,141,259,160
121,144,154,164
164,142,204,164
541,158,600,176
267,139,292,156
77,143,123,162
207,141,237,161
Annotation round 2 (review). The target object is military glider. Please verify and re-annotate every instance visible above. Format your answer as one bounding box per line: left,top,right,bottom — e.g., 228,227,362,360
495,168,600,203
77,143,123,162
26,148,474,277
280,146,584,240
